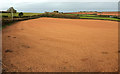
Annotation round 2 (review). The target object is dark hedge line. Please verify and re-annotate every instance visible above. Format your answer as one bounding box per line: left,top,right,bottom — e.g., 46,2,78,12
2,13,80,26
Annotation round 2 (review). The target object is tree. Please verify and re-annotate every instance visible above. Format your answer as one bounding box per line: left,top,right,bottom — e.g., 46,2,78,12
7,7,17,13
19,12,23,17
53,11,59,13
77,14,79,16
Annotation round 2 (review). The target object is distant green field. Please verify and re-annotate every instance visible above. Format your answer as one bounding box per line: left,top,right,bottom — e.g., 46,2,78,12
80,16,120,21
66,14,120,21
66,14,97,17
2,13,42,17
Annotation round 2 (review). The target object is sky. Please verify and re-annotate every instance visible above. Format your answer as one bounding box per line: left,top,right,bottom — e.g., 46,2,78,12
0,0,120,13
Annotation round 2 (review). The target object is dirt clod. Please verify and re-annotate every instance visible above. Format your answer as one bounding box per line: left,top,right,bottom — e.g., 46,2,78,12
102,52,108,54
5,49,13,53
8,36,11,37
13,37,16,38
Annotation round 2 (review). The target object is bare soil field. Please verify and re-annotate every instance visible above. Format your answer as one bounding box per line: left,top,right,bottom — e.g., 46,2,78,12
97,12,119,16
66,12,119,16
2,17,118,72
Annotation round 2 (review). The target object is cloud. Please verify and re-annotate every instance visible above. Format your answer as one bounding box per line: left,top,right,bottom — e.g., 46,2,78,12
11,2,117,13
0,0,119,11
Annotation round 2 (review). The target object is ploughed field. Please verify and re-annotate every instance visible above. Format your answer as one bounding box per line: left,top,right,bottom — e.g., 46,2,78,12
2,17,118,72
67,12,119,16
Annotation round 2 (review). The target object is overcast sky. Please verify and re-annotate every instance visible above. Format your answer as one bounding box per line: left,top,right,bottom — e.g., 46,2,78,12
0,0,119,13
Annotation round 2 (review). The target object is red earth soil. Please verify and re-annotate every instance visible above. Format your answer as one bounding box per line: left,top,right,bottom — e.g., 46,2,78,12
2,18,118,72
